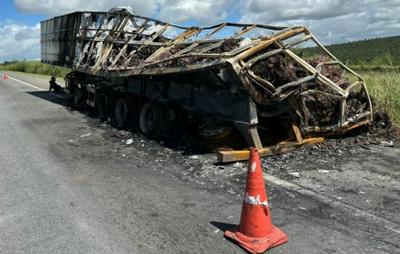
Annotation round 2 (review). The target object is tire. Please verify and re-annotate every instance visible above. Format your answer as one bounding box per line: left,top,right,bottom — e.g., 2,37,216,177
96,94,109,120
139,102,164,138
114,96,138,128
198,122,239,151
73,87,86,109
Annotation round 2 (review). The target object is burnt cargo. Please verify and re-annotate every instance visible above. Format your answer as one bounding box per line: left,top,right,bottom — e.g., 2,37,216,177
41,8,373,162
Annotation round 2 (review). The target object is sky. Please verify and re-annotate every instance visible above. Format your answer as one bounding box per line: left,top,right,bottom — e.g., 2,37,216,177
0,0,399,62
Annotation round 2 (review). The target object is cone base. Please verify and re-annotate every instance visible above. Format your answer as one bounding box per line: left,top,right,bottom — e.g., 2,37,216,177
224,226,288,254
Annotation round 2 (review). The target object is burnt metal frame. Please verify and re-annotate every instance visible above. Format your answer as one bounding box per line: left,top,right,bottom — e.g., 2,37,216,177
41,10,373,162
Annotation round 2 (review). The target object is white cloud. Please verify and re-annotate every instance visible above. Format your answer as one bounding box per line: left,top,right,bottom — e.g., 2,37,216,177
0,21,40,62
239,0,400,44
244,0,353,21
157,0,236,24
13,0,236,24
14,0,161,18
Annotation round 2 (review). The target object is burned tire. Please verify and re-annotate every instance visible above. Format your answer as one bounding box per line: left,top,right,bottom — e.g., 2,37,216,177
139,102,164,138
198,122,243,151
96,94,109,120
114,96,138,128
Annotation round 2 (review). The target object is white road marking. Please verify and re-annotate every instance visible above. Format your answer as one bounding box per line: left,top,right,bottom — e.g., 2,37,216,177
263,172,400,235
2,73,67,99
2,73,45,91
238,165,400,235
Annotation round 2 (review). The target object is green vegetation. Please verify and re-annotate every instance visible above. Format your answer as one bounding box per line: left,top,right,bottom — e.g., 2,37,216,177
300,36,400,66
0,60,71,78
363,69,400,125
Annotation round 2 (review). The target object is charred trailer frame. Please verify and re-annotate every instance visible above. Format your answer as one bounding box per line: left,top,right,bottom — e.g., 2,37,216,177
41,9,373,162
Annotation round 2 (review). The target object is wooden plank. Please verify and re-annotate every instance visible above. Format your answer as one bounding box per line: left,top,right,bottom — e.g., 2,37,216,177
292,123,303,143
217,137,325,163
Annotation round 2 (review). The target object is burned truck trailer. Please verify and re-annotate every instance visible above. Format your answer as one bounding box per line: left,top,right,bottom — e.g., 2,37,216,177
40,8,373,162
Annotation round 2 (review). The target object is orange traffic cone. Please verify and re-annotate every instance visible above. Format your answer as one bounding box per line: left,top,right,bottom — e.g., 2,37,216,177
224,148,288,253
3,72,8,80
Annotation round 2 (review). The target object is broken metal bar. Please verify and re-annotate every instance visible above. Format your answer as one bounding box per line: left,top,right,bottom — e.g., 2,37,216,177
144,27,201,63
83,15,108,65
233,24,257,37
232,27,306,62
302,116,371,133
245,70,277,93
196,40,225,54
126,23,171,65
92,15,131,70
283,49,346,97
283,34,313,49
246,48,283,68
203,23,227,38
110,19,150,67
168,24,228,59
272,75,315,97
300,89,343,99
228,39,261,56
136,52,222,69
77,37,224,47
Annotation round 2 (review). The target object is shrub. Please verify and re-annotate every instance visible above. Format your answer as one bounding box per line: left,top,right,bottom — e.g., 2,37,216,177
0,60,71,78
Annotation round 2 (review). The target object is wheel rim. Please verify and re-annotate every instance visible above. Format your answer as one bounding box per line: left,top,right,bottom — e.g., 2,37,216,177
145,108,155,130
115,98,128,127
97,94,108,118
140,103,159,136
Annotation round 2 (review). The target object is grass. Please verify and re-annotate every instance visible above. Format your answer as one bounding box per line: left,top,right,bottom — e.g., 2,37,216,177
0,60,70,78
350,65,400,72
361,69,400,125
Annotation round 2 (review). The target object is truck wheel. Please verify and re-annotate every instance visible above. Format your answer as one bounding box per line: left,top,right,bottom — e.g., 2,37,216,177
73,87,86,109
114,96,138,128
96,94,109,120
139,102,163,138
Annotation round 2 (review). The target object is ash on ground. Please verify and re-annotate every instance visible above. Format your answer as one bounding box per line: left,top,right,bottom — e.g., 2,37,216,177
75,109,400,203
65,107,400,227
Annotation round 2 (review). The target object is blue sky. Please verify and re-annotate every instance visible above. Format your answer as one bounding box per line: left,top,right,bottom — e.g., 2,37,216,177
0,0,399,63
0,0,44,26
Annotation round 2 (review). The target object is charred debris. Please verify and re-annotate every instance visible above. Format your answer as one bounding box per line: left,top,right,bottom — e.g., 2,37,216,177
41,8,373,162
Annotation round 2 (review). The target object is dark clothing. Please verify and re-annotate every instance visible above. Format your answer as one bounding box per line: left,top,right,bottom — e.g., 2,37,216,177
49,80,62,93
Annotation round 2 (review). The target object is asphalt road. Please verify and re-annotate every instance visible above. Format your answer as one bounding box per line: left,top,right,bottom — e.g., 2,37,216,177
0,72,399,254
